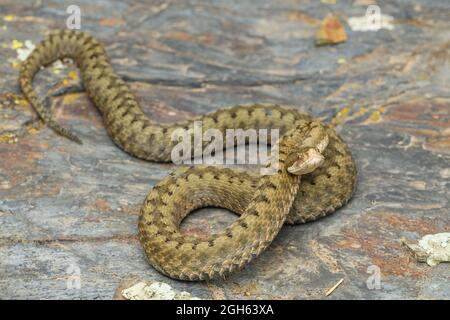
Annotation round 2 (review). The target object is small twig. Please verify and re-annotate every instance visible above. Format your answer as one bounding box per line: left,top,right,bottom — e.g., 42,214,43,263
325,278,344,297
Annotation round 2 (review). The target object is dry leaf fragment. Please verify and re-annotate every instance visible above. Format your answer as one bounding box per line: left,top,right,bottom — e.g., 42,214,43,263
315,15,347,46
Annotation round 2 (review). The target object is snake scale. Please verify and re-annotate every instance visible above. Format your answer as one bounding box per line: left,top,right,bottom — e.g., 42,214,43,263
20,30,356,281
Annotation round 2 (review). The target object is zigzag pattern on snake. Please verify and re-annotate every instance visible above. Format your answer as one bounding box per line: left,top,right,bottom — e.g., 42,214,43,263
20,30,357,281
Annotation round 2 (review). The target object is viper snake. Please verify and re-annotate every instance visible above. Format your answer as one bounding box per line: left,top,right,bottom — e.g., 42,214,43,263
20,30,357,281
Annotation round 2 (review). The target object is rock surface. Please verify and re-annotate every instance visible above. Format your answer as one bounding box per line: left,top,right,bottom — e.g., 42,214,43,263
0,0,449,299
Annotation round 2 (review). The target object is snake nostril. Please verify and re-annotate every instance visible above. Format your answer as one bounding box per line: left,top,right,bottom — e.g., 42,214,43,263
239,221,248,229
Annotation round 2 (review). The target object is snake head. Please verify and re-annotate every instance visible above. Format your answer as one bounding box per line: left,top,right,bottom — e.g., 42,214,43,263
287,147,325,175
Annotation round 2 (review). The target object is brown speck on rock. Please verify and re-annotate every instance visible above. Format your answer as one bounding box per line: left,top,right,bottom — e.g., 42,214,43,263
315,15,347,46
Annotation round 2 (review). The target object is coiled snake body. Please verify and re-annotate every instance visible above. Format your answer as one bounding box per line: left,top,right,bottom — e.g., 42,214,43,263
20,30,356,281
